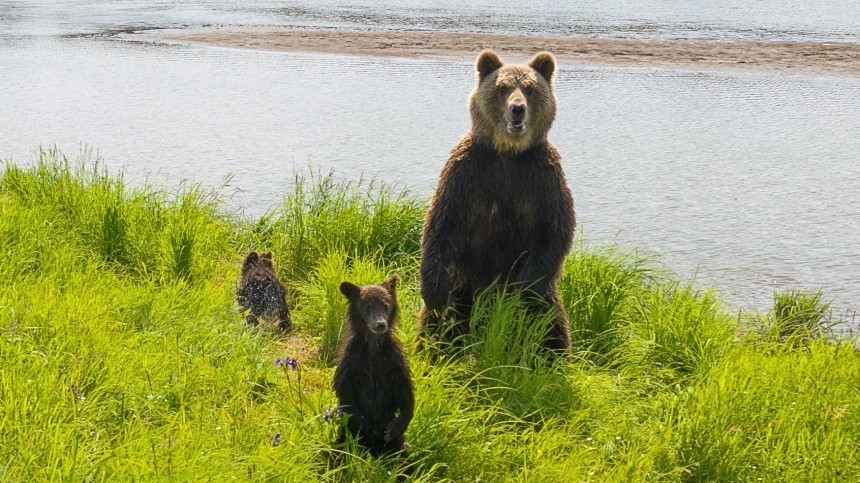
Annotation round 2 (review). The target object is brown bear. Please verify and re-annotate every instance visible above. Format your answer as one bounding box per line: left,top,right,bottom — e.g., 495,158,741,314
334,275,414,458
420,50,576,352
237,251,292,330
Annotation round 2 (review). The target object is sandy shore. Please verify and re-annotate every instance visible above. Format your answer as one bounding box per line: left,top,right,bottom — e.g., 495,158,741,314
142,27,860,77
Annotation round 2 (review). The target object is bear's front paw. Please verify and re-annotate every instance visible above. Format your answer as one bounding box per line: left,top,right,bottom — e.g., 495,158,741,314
421,286,450,310
383,423,399,443
421,269,453,305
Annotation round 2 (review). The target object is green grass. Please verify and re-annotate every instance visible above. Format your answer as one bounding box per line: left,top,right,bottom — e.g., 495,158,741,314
766,289,835,344
1,151,858,481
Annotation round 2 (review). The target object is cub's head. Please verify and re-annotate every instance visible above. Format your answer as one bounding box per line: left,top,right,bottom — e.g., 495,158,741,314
242,251,275,275
469,50,557,154
339,275,399,336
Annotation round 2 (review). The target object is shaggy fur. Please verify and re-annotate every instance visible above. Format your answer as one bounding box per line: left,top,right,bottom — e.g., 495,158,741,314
334,275,414,457
237,252,292,330
420,50,576,352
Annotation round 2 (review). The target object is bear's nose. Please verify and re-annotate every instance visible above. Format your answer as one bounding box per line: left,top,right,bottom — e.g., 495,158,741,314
510,104,526,121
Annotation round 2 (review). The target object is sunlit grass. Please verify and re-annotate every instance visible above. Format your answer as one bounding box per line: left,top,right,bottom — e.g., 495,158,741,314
766,289,835,344
1,151,858,481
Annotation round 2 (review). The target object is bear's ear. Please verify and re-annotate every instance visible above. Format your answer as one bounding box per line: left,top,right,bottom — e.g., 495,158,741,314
261,252,273,260
243,252,259,265
476,50,503,82
339,281,361,300
529,51,556,83
381,275,398,294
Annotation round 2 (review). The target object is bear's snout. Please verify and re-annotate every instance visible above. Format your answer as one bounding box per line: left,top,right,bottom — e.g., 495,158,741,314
506,100,528,134
510,103,526,121
369,318,389,335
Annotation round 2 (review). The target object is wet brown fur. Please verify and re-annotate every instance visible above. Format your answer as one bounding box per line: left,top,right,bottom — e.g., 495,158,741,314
237,251,292,330
420,50,576,352
334,276,414,457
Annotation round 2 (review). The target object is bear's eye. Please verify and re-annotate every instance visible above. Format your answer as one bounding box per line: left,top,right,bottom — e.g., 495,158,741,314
498,86,510,98
523,86,534,96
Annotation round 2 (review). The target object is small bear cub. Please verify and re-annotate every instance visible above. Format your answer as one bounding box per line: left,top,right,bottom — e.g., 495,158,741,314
237,251,292,330
334,275,414,457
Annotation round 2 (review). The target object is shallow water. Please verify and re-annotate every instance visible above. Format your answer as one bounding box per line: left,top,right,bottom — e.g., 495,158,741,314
2,0,860,42
1,3,859,320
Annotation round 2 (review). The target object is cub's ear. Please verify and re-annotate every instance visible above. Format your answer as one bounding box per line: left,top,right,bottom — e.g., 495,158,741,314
529,51,556,83
339,281,361,300
381,275,398,294
243,252,259,265
476,50,503,82
261,252,273,260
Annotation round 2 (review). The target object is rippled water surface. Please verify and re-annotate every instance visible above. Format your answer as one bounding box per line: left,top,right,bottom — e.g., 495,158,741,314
3,0,860,41
1,2,859,318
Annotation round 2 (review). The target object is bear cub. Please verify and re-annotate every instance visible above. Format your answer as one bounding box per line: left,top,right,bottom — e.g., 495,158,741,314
334,275,414,457
237,251,292,330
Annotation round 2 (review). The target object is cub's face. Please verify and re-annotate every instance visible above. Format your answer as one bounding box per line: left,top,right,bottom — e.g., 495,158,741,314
243,251,275,275
339,276,398,336
469,50,558,154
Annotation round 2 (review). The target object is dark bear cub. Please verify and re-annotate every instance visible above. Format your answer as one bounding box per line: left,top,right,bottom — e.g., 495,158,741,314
333,275,414,458
237,251,292,330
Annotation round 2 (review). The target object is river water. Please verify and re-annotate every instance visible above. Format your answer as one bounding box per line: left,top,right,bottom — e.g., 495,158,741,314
1,2,859,320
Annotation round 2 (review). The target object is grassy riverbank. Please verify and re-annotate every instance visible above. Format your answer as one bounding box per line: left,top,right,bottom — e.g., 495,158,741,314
1,152,858,481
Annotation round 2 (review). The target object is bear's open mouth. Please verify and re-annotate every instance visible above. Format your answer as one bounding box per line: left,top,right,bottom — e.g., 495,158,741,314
506,121,527,134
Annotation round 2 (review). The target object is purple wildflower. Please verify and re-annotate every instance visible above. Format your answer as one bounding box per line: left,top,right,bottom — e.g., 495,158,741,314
275,356,298,370
271,432,281,447
324,407,344,422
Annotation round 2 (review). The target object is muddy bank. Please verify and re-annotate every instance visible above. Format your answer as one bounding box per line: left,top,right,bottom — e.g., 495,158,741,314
142,27,860,76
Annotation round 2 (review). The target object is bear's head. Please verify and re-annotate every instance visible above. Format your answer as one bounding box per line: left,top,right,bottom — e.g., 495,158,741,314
469,50,557,154
339,275,399,336
242,251,275,275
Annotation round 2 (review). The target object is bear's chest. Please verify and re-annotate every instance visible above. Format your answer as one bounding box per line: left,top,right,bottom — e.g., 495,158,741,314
464,159,542,230
348,349,401,408
455,165,544,279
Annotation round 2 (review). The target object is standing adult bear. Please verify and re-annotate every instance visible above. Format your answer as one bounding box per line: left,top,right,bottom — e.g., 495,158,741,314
420,50,576,352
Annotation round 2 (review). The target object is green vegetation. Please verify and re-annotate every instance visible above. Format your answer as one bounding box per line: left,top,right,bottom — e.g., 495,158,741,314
1,152,858,481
